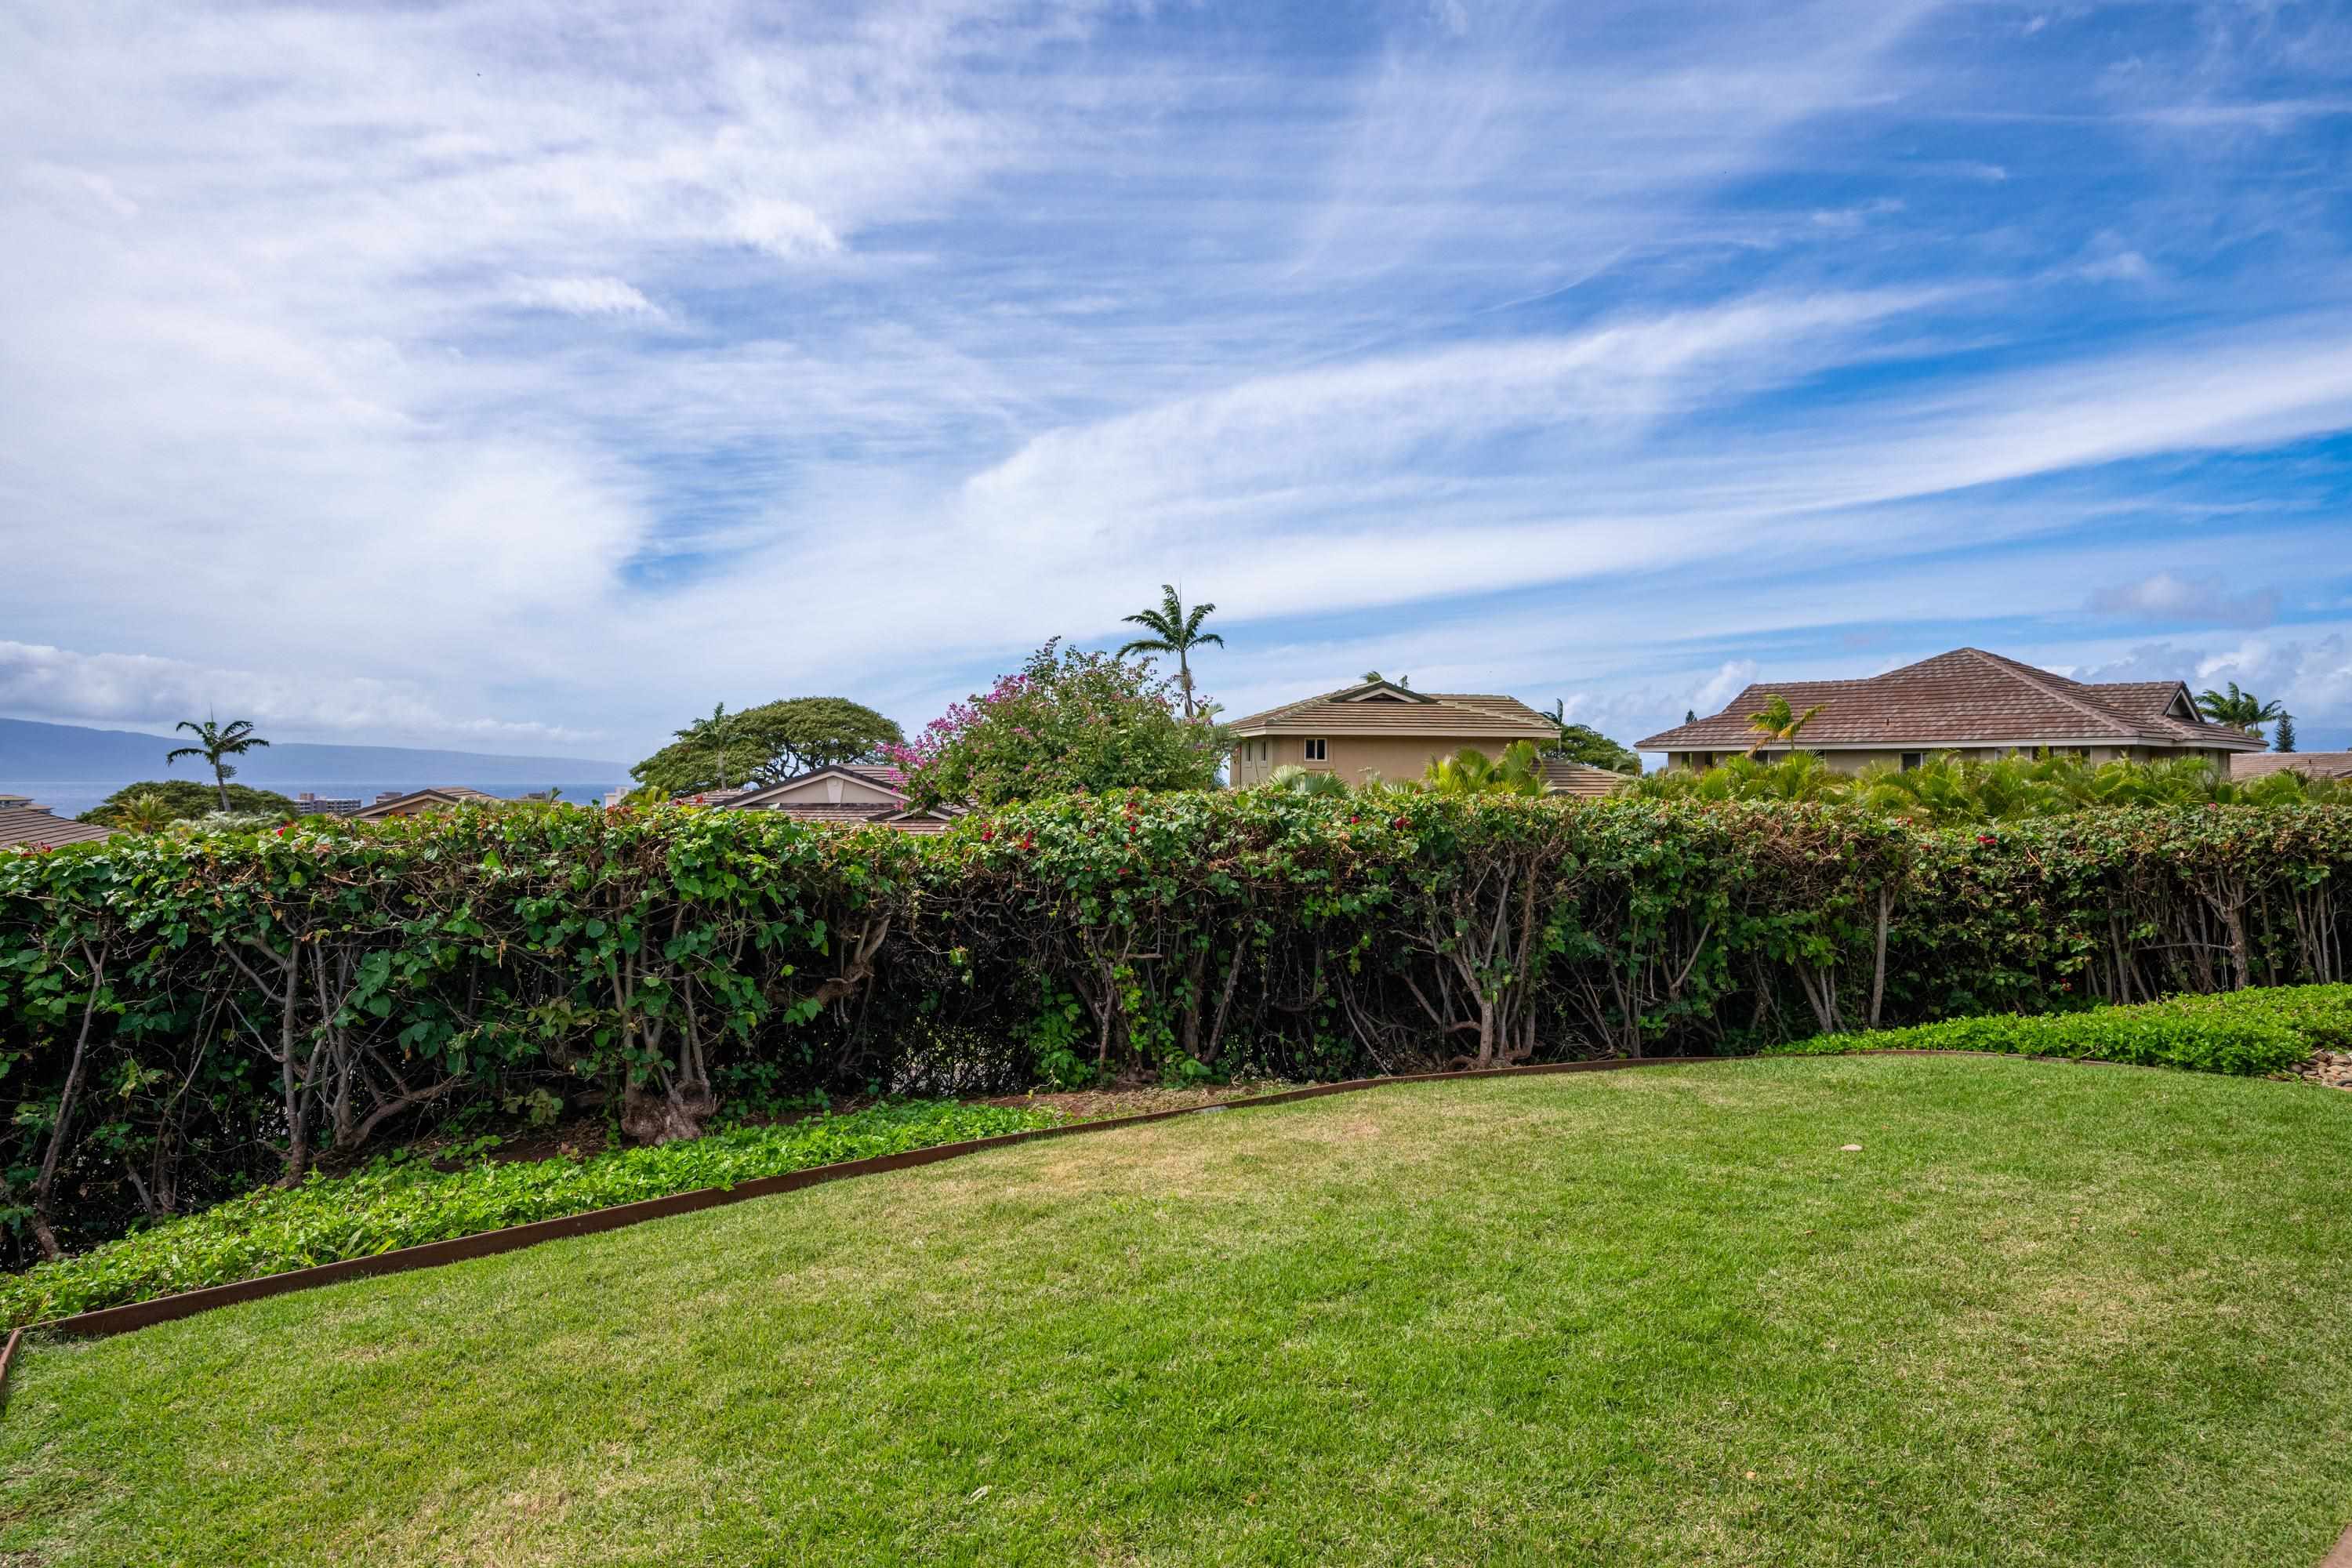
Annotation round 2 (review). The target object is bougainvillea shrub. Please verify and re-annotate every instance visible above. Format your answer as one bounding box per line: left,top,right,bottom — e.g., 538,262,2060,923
883,641,1226,809
4,796,2347,1261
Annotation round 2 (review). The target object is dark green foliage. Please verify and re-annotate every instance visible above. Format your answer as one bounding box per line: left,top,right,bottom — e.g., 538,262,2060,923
4,794,2348,1267
2275,712,2297,753
1766,983,2352,1075
78,779,299,827
1552,722,1642,775
0,1099,1058,1328
630,697,903,794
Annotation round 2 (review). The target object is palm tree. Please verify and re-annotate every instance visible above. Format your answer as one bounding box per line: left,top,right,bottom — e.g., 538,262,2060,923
1260,764,1350,797
111,789,180,833
1117,585,1224,720
2195,681,2284,736
165,717,270,811
1744,693,1824,758
1423,741,1546,797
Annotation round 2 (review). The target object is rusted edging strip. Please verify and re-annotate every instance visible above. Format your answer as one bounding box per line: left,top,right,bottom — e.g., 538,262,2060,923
20,1054,1715,1345
0,1329,20,1417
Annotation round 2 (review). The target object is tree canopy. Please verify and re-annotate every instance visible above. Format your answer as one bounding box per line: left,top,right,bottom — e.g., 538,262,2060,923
1116,585,1222,720
888,641,1228,809
630,698,903,796
80,779,299,828
1542,702,1641,775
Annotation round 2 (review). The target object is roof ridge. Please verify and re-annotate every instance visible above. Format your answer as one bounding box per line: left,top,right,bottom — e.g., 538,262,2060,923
1955,647,2143,734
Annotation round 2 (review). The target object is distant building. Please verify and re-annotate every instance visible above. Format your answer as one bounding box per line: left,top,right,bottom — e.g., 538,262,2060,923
0,800,114,850
1228,677,1582,790
293,792,364,815
351,786,503,821
1639,648,2263,775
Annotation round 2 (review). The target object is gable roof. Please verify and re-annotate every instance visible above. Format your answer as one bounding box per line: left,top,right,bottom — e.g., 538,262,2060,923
350,786,502,821
1230,681,1556,740
725,764,909,811
1636,648,2265,753
0,807,114,850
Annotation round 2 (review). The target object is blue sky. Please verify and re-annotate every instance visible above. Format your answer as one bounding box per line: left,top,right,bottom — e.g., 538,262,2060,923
2,0,2348,764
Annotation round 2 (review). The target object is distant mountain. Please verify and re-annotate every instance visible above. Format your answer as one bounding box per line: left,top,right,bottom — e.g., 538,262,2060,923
0,717,626,816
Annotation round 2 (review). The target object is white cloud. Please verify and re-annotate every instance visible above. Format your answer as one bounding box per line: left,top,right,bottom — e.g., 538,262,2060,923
510,276,666,319
0,641,601,749
2088,572,2280,629
1690,661,1759,715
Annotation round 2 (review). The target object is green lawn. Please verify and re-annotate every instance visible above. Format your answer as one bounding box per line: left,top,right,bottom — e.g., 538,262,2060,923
5,1058,2350,1566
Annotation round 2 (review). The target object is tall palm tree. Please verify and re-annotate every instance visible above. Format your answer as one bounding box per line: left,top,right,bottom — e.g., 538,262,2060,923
165,717,270,811
2195,681,2285,736
1744,693,1824,758
1117,584,1224,720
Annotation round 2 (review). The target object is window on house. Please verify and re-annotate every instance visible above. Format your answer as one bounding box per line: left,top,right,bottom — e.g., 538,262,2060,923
1304,738,1328,761
1900,752,1923,771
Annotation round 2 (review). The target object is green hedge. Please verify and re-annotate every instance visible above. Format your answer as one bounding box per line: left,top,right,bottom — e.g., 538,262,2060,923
0,1098,1058,1331
1765,984,2352,1075
5,795,2348,1264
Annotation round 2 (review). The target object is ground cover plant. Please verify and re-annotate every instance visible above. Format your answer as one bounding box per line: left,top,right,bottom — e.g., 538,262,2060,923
1766,982,2352,1075
3,794,2348,1265
0,1098,1057,1330
4,1057,2348,1566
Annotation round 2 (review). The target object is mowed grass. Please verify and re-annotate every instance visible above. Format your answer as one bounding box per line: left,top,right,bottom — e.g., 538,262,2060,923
5,1058,2350,1567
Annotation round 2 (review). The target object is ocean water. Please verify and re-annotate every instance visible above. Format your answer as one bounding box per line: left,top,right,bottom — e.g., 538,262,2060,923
23,782,624,821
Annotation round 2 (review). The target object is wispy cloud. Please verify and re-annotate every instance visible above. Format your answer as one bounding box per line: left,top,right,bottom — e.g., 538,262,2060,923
2089,572,2279,630
2,0,2350,763
0,641,601,747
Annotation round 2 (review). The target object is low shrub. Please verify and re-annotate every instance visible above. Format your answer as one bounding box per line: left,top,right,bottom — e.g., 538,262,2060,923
1766,983,2352,1075
0,1098,1059,1330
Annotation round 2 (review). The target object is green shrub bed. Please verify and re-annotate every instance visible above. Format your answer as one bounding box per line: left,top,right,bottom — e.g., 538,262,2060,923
1765,983,2352,1075
0,1099,1058,1331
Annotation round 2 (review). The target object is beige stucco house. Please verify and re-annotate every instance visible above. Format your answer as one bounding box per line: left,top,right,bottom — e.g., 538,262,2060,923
1638,648,2264,774
1229,678,1621,793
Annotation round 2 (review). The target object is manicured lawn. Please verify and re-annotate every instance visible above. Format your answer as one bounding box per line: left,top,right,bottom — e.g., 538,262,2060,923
5,1057,2349,1566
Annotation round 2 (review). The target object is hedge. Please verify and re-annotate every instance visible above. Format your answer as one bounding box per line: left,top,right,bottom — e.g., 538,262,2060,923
3,794,2347,1263
0,1098,1059,1330
1764,982,2352,1075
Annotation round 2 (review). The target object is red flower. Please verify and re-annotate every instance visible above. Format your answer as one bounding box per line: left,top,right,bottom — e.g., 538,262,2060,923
979,828,996,842
1976,834,1997,846
1392,817,1408,829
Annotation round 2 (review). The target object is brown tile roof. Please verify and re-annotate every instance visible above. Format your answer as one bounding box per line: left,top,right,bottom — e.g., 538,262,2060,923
724,764,909,811
1231,681,1557,740
350,786,503,820
0,807,114,850
1636,648,2265,753
1539,757,1632,798
2232,750,2352,781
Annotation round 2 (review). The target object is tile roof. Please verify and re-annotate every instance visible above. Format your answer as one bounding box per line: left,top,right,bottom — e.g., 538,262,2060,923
1230,681,1557,740
0,807,115,850
726,764,913,812
1636,648,2265,753
1539,757,1632,798
2232,750,2352,781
